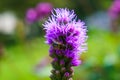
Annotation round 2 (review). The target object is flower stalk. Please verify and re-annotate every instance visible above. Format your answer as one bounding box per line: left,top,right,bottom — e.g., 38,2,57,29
43,8,87,80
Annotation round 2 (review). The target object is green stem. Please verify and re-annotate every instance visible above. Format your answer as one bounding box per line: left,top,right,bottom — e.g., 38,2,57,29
50,56,74,80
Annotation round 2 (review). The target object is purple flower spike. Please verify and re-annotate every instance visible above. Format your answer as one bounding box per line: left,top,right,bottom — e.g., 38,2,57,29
43,8,87,80
25,2,53,24
36,2,53,19
26,8,37,24
108,0,120,19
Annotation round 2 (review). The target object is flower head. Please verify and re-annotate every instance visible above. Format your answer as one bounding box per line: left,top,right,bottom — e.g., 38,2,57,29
44,8,87,63
109,0,120,19
36,2,53,18
43,8,87,80
25,2,53,24
25,8,38,24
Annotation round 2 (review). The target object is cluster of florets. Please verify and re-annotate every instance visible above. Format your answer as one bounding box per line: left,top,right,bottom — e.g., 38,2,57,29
44,8,87,80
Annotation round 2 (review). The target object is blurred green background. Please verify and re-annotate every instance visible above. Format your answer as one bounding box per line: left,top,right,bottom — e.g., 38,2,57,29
0,0,120,80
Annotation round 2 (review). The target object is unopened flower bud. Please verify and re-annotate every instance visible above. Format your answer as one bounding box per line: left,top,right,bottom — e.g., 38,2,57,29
64,72,70,77
61,67,66,72
60,60,65,66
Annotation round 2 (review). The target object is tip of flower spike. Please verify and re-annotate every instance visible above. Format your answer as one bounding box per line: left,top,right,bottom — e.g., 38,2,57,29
53,8,76,24
43,8,77,29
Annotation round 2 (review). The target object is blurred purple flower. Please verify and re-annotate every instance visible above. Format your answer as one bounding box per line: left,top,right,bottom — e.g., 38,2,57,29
25,2,53,24
36,2,53,19
108,0,120,19
26,8,37,24
43,8,87,80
